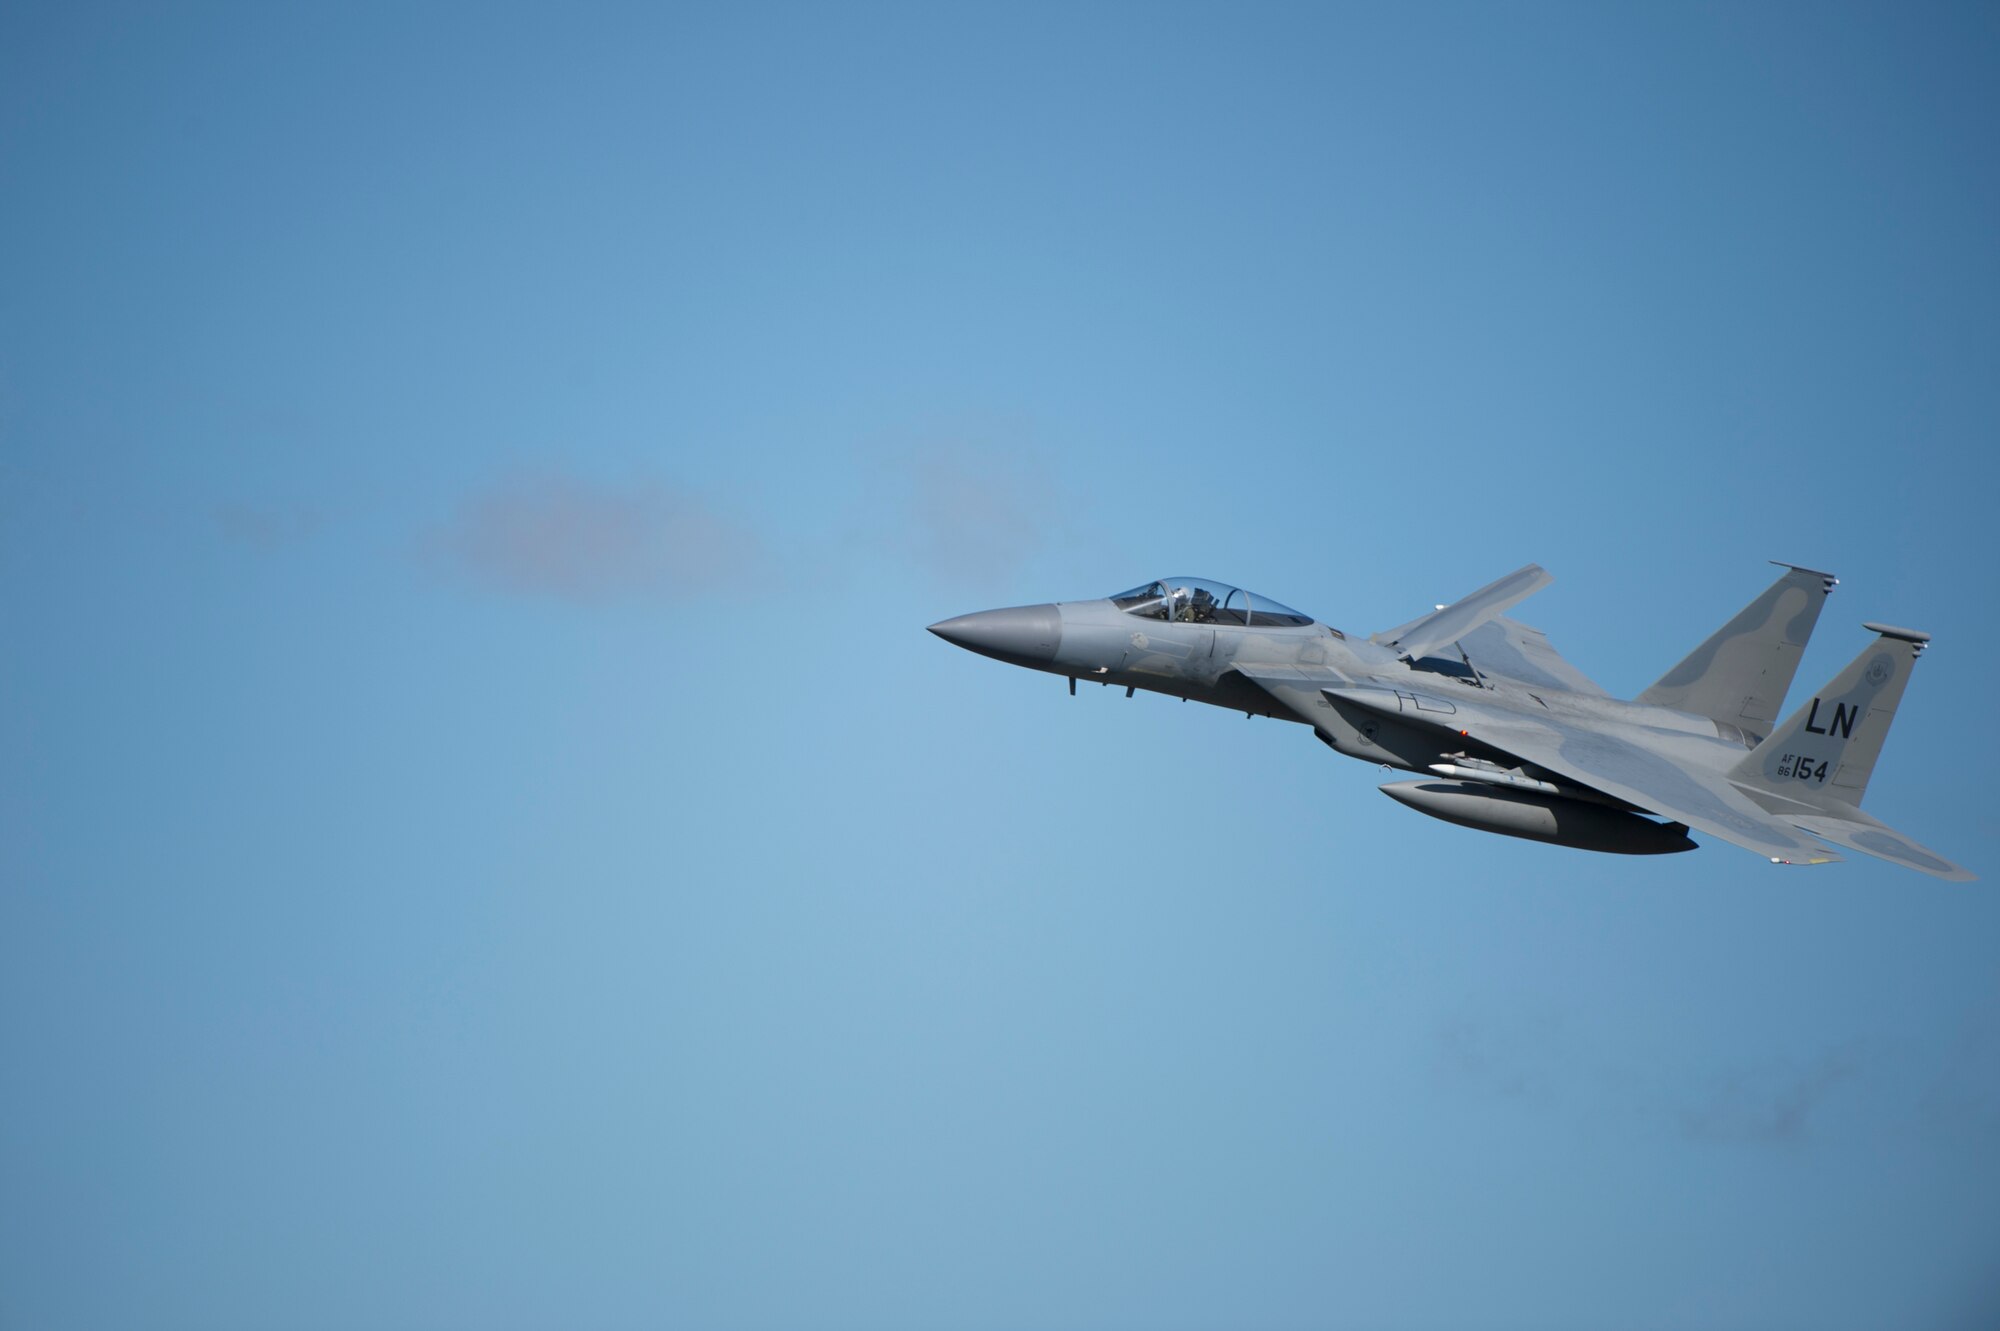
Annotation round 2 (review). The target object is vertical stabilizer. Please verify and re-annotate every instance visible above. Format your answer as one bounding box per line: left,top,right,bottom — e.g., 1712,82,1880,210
1637,562,1835,731
1730,624,1929,807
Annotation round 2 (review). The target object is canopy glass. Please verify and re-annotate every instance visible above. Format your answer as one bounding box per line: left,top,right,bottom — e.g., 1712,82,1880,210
1108,578,1313,628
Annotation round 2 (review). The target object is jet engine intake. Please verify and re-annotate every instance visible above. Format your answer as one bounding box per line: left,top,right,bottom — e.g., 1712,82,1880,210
1379,780,1697,856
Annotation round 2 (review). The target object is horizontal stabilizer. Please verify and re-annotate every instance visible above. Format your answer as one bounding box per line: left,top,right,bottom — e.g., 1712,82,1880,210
1372,564,1552,665
1789,806,1974,882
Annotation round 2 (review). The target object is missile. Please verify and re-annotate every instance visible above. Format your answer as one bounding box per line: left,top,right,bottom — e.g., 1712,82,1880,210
1380,780,1697,856
1426,762,1563,795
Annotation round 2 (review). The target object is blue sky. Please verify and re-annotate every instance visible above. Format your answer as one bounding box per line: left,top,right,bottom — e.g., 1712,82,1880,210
4,4,1998,1328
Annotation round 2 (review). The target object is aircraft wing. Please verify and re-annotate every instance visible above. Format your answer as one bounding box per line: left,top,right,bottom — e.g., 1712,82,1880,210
1371,564,1552,664
1450,616,1609,697
1314,684,1842,867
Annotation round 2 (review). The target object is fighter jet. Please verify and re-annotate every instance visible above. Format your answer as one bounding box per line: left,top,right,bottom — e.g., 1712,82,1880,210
929,563,1972,879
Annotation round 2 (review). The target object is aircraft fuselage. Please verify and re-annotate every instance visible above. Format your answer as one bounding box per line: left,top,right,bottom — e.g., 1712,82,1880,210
929,566,1970,877
931,595,1750,852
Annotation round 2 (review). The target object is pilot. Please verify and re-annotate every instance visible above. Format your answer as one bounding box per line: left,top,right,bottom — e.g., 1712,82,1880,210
1173,585,1217,623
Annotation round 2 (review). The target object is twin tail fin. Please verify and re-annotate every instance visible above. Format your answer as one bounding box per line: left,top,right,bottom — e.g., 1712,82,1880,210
1637,562,1836,733
1730,624,1973,881
1730,622,1926,806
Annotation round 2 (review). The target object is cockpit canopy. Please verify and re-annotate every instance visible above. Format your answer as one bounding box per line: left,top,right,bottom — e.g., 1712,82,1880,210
1109,578,1314,628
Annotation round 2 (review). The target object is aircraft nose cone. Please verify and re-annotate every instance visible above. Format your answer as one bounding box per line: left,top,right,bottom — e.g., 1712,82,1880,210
928,604,1062,665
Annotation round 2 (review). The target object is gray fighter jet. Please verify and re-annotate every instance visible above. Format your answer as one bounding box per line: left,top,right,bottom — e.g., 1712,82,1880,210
929,563,1972,879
